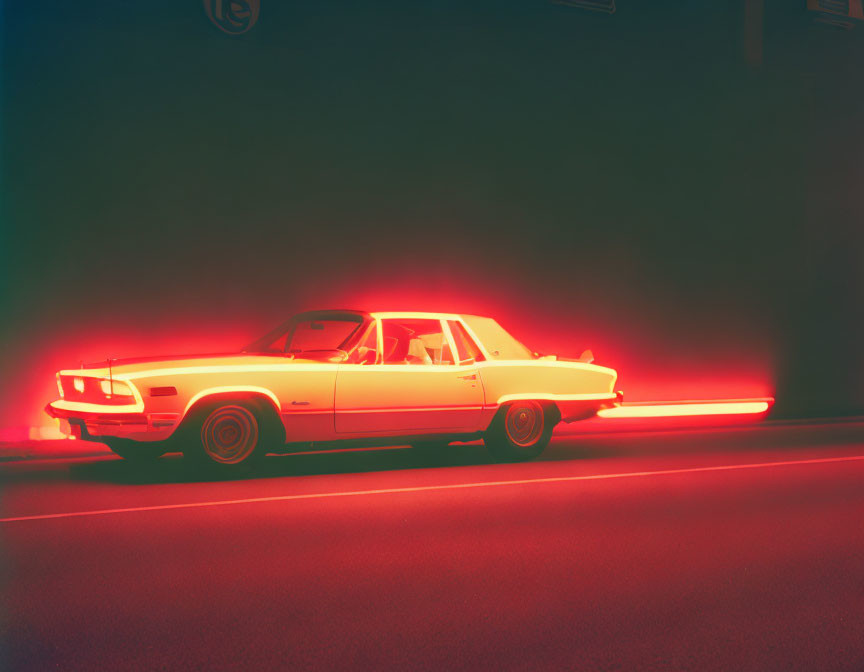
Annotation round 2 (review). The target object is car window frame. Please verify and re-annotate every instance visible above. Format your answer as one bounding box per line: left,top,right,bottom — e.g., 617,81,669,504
445,319,486,365
376,317,459,367
349,320,381,364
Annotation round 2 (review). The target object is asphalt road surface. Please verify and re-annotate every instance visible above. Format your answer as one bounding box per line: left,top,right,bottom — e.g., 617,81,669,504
2,422,863,671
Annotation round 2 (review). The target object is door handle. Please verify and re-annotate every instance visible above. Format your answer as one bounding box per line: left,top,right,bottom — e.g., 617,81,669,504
457,374,476,380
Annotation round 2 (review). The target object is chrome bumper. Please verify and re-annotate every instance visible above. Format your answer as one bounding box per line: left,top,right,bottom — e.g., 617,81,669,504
45,403,178,442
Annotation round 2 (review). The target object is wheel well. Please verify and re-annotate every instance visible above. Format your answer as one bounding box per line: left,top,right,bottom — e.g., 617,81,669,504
485,399,561,431
544,401,562,426
179,392,285,443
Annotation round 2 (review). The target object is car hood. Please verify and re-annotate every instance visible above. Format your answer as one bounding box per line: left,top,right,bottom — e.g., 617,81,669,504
76,353,320,377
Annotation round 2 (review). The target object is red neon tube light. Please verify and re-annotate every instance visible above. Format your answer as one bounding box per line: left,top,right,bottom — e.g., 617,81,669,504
598,398,774,419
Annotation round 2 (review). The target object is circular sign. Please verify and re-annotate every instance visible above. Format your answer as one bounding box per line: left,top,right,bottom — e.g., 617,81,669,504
203,0,260,35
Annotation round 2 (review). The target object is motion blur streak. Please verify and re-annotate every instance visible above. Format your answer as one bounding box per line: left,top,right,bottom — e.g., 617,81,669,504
599,398,773,418
2,452,859,524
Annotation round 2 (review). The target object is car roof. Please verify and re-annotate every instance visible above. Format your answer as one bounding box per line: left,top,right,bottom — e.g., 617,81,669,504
298,310,491,321
292,309,370,321
370,311,496,321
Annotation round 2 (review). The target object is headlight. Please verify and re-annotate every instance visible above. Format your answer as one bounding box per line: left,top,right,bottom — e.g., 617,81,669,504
100,379,134,397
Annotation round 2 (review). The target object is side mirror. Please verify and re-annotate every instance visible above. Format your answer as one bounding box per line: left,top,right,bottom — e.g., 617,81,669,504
578,349,594,363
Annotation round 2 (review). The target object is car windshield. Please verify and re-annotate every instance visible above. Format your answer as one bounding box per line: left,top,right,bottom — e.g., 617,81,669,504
245,315,364,355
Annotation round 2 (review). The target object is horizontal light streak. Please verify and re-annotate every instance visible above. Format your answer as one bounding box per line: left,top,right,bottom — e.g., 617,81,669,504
371,311,463,320
1,452,858,524
59,359,615,382
49,399,145,414
498,392,617,404
338,405,483,413
598,398,773,419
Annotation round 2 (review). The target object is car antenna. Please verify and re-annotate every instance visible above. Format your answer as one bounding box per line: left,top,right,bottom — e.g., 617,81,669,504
108,357,113,395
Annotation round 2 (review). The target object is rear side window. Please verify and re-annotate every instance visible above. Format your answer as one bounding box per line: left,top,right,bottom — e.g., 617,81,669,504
448,321,485,363
459,316,533,360
381,318,455,365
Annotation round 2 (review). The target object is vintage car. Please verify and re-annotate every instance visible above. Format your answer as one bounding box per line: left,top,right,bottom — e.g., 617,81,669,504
46,310,622,469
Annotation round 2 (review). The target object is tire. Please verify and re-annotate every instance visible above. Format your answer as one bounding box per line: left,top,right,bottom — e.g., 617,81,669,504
484,400,554,462
105,439,166,462
183,399,272,472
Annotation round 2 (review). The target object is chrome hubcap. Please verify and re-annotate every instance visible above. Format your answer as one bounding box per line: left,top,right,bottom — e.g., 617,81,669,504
505,401,544,447
201,405,258,464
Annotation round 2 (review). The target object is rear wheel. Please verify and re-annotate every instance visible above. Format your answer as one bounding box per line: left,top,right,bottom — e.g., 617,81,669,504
183,400,271,472
484,401,554,462
105,439,166,462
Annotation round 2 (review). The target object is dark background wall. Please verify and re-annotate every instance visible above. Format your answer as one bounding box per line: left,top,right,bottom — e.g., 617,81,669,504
1,1,862,433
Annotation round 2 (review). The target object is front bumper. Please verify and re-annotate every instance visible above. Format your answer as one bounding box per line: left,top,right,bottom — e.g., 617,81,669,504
45,402,179,442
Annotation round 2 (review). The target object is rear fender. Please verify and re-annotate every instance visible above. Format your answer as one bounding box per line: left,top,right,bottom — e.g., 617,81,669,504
491,392,619,427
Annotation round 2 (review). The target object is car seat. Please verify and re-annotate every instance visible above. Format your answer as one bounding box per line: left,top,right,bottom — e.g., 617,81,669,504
406,338,432,364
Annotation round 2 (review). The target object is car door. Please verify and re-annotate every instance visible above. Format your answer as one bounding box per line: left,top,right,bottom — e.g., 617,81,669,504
334,318,484,435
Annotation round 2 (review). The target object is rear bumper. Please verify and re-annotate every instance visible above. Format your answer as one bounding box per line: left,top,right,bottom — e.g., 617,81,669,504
559,390,623,423
45,403,178,442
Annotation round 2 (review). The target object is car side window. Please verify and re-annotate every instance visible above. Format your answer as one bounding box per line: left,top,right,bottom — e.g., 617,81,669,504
349,323,379,364
381,319,454,365
448,320,485,363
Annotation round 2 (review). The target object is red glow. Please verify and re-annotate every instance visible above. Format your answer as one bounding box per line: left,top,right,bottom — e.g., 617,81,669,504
599,398,773,418
5,277,775,436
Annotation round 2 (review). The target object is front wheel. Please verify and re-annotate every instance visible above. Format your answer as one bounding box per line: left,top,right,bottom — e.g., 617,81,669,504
484,401,554,462
183,401,268,472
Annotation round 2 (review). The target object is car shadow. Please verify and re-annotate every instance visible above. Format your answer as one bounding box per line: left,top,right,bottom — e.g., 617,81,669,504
61,441,499,486
4,420,864,487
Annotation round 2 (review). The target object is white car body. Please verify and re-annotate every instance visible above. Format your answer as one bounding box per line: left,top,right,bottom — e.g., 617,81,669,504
47,311,621,453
